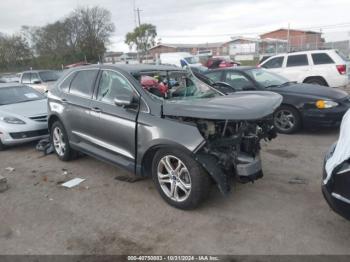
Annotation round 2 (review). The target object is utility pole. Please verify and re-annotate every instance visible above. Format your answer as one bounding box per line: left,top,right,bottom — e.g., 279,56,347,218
135,8,142,26
133,0,137,27
287,23,290,52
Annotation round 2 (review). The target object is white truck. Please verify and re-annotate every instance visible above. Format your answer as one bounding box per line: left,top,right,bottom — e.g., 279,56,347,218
159,52,203,68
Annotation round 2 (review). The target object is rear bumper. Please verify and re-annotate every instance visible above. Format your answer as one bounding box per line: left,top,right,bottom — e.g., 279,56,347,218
328,75,349,88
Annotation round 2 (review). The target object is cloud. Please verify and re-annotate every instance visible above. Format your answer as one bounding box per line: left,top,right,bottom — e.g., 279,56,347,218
0,0,349,51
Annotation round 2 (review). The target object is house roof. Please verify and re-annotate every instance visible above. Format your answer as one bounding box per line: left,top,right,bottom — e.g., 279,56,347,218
149,42,225,50
260,28,321,37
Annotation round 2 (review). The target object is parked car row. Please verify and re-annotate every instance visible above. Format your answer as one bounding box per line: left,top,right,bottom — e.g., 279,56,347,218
0,63,349,218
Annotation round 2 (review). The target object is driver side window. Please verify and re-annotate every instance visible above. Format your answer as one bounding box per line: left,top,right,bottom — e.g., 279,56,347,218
224,71,254,90
97,70,134,104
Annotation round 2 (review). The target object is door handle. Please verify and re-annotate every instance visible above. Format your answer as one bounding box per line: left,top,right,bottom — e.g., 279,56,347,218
91,107,102,113
61,98,68,103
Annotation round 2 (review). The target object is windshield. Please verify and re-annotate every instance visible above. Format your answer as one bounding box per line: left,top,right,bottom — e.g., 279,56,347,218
0,86,45,105
136,69,219,101
39,71,61,82
246,68,289,88
184,56,198,65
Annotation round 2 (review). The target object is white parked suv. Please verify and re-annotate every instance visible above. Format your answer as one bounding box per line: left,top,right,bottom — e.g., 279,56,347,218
259,49,350,87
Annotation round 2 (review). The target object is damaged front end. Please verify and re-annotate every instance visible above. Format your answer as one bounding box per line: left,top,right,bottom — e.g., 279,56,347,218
170,116,277,194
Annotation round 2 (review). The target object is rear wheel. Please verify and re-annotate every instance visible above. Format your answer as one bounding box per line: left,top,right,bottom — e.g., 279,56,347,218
0,140,5,151
274,105,301,134
152,148,210,210
51,121,76,161
304,77,328,86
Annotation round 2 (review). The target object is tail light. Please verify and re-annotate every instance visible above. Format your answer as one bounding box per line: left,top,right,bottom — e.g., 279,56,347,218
257,64,261,68
336,64,346,75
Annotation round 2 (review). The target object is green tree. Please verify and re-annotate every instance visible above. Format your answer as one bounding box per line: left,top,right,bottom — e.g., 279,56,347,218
125,23,157,61
0,34,32,72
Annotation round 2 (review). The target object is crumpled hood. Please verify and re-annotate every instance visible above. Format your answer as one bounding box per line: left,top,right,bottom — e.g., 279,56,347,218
163,91,282,120
278,83,348,100
0,99,47,118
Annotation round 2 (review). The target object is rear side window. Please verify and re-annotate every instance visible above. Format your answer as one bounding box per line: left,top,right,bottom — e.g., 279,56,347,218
69,70,98,98
312,53,334,65
262,57,284,69
286,55,308,67
21,73,31,84
59,72,76,92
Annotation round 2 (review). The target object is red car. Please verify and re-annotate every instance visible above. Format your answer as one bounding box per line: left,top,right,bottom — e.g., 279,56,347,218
206,58,240,69
141,75,168,97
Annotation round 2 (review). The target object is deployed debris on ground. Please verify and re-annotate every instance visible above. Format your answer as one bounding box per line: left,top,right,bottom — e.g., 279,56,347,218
0,175,8,193
61,178,85,188
36,138,54,155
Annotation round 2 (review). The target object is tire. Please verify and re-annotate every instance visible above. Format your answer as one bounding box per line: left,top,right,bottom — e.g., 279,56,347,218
50,121,76,161
152,148,210,210
273,105,301,134
0,140,5,151
304,77,328,86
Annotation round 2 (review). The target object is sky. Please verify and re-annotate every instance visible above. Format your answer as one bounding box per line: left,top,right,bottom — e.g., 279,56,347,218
1,0,350,52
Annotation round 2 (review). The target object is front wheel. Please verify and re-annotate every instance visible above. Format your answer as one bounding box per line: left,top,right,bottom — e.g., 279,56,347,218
51,121,76,161
274,105,301,134
152,148,210,210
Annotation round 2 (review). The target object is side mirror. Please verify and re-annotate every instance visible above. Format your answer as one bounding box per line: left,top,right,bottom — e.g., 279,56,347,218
114,93,137,108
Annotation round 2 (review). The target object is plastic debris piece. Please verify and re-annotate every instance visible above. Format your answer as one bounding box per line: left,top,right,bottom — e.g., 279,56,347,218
61,178,85,188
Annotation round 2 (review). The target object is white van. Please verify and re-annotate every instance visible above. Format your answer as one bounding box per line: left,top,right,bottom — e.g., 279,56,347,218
160,52,202,68
259,49,350,88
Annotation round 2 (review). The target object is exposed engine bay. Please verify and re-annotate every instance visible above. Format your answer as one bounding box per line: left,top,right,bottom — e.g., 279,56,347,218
169,116,277,193
138,68,282,194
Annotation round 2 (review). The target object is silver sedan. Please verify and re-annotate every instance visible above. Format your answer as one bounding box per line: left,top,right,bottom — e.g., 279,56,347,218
0,83,48,150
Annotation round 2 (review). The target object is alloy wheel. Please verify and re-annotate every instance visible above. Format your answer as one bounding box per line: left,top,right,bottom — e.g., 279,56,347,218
52,126,66,157
157,155,192,202
274,110,296,132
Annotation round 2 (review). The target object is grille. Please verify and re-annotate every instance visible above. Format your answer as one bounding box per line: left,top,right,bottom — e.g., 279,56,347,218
29,115,48,122
9,129,48,139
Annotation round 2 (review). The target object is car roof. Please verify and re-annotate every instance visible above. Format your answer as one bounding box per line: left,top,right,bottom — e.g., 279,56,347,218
70,64,186,74
0,83,25,88
204,66,256,73
21,70,56,74
264,49,337,58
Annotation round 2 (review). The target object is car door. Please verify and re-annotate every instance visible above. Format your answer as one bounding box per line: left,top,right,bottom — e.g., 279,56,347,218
61,69,100,146
89,69,138,166
260,56,285,75
282,54,310,82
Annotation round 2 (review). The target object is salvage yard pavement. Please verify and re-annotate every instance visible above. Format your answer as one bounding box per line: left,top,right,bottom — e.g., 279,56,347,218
0,130,350,255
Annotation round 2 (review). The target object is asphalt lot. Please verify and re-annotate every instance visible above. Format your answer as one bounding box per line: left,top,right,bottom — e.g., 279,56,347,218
0,128,350,255
0,86,350,255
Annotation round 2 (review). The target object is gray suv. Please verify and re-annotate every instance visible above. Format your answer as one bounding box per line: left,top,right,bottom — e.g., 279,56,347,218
48,64,282,209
